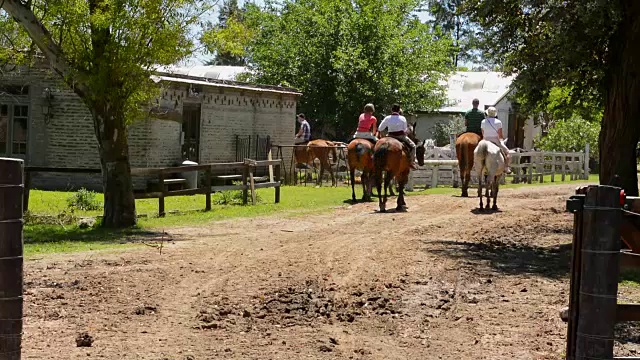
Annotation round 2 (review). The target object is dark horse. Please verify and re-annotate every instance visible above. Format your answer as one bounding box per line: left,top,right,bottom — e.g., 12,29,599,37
455,132,482,197
373,124,424,212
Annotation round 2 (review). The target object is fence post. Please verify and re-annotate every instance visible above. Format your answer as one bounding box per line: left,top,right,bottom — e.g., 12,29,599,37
0,158,24,360
204,167,212,212
274,161,281,204
584,144,590,180
575,185,622,359
242,164,249,205
158,172,166,217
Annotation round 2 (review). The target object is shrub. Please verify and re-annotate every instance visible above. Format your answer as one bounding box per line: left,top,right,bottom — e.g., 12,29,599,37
433,115,465,146
535,115,599,160
66,188,102,211
213,190,262,205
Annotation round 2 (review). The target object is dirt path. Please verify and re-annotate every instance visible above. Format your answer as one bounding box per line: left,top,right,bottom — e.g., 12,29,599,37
22,184,639,359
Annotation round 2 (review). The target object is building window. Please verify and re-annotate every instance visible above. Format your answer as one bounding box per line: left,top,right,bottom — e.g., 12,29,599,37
0,104,28,157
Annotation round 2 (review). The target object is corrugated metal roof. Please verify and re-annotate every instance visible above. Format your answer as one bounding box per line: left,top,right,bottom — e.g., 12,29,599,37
434,71,514,113
150,74,302,95
154,65,249,81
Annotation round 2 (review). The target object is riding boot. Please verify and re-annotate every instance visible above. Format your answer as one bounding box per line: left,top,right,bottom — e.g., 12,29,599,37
409,146,418,170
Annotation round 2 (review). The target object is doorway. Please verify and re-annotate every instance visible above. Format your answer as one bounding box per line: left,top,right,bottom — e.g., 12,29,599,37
182,103,201,162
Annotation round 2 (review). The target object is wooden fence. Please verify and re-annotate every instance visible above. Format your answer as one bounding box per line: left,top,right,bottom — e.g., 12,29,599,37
564,185,640,359
24,159,282,217
409,144,590,190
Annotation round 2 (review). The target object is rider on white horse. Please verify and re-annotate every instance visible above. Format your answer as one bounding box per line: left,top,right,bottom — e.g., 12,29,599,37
481,107,512,174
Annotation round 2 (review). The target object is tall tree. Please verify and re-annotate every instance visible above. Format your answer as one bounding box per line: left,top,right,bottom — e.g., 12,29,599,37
241,0,453,139
425,0,482,68
463,0,640,195
203,0,249,66
1,0,209,227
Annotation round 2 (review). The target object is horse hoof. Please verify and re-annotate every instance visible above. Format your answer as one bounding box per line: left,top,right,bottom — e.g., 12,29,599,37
492,205,498,211
396,206,407,212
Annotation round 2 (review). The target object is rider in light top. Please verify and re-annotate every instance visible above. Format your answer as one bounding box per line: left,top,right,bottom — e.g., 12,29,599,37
352,103,378,143
481,106,512,174
377,103,418,169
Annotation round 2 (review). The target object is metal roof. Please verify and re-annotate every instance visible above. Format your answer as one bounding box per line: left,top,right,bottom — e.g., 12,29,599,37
434,71,515,113
154,65,250,81
150,74,302,96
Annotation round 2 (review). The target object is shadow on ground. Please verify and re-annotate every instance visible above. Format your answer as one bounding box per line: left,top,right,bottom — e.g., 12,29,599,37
24,224,172,246
424,239,572,279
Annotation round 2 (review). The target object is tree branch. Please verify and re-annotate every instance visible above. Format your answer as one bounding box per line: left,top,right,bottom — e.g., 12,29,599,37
1,0,90,98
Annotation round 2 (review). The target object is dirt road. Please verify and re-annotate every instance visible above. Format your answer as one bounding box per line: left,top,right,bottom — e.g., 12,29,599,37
22,184,639,359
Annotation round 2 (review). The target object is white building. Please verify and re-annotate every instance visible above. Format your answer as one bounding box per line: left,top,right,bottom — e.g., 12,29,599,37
413,71,541,150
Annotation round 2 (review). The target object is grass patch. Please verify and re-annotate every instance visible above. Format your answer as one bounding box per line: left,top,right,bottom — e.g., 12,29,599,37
620,269,640,287
25,175,599,257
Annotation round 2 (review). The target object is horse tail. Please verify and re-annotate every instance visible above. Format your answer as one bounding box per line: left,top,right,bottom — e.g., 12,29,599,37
459,143,467,173
355,142,369,157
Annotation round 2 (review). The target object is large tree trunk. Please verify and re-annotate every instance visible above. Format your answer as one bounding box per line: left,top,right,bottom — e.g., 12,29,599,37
92,105,137,228
600,0,640,196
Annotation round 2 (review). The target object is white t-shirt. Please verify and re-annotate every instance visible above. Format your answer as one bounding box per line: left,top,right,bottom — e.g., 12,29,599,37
378,114,408,133
481,117,502,140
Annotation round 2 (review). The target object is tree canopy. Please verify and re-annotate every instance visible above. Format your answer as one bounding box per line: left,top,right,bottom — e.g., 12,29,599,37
202,0,250,66
463,0,640,195
238,0,453,139
1,0,211,227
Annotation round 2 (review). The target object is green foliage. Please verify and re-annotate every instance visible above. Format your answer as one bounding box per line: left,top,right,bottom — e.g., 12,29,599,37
433,115,465,146
242,0,453,138
535,116,600,160
425,0,484,67
462,0,618,114
202,0,250,66
67,188,102,211
212,190,262,205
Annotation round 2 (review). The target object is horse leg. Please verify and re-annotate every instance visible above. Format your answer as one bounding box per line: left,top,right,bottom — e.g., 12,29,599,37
361,172,369,201
376,169,385,212
383,171,391,211
478,174,484,210
317,162,324,187
388,175,396,196
350,167,357,202
485,176,491,208
492,177,499,211
396,182,407,212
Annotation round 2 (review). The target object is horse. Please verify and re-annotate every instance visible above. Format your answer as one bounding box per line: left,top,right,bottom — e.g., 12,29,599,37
346,139,375,202
294,139,338,186
474,139,507,211
455,132,482,197
373,123,425,212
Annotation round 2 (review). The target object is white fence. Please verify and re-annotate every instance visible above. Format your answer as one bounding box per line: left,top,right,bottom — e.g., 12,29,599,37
408,141,591,190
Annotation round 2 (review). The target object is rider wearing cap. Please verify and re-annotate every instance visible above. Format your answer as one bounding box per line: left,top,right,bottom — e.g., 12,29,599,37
351,103,378,143
377,103,418,170
481,106,512,174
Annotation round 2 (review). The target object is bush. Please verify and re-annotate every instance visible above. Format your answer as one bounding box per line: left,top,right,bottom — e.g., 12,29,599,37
433,115,465,147
535,115,599,160
213,190,262,205
66,188,102,211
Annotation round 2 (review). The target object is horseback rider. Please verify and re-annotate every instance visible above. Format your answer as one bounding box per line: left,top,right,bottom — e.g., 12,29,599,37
481,106,512,174
377,103,418,170
351,103,378,143
294,113,311,144
464,98,485,137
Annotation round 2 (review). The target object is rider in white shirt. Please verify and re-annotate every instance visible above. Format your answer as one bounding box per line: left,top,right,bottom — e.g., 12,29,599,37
481,107,512,174
377,104,418,169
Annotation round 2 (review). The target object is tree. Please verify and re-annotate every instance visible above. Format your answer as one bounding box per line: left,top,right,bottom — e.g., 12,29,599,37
463,0,640,195
202,0,250,66
242,0,453,139
425,0,483,68
1,0,209,227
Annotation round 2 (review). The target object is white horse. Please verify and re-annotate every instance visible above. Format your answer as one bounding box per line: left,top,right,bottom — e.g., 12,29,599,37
474,139,507,211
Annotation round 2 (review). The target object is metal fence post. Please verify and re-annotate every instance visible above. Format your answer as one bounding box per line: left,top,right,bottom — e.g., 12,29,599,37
0,158,24,360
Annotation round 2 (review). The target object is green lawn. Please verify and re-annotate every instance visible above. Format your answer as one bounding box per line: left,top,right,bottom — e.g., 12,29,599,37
24,174,599,257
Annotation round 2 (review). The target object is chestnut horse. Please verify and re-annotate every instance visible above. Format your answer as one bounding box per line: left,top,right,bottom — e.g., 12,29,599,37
373,124,424,212
294,139,338,186
347,139,375,202
455,132,482,197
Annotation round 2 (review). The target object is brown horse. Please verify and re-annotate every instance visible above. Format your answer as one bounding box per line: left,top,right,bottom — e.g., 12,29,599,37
347,139,375,202
294,139,338,186
455,132,482,197
373,125,424,212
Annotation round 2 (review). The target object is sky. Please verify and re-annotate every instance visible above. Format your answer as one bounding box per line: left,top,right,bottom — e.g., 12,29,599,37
185,0,435,66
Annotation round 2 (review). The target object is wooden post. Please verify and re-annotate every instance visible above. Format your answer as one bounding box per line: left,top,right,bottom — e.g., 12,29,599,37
0,158,24,360
562,156,567,181
204,167,212,211
274,161,281,204
22,171,31,214
565,191,585,360
575,185,622,359
242,164,249,205
431,166,438,189
527,159,533,184
268,148,274,183
158,172,166,217
551,155,556,182
584,144,590,180
249,165,257,205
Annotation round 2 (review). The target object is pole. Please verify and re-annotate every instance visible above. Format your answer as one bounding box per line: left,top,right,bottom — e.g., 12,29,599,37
575,185,621,359
0,158,24,360
584,144,590,180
